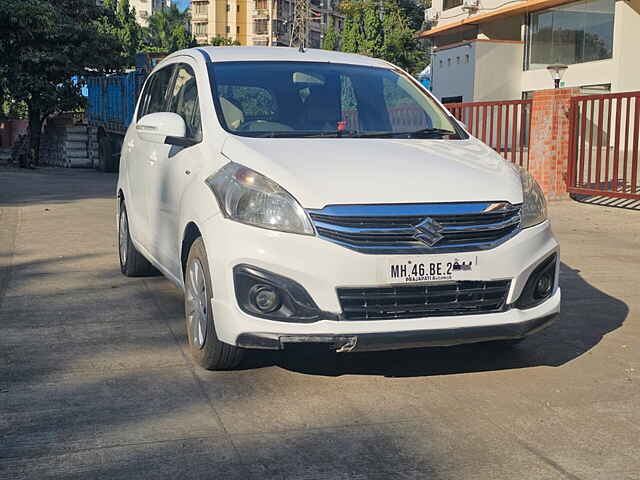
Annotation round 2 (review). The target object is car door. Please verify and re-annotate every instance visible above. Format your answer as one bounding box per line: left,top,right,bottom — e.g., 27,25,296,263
147,62,204,278
124,76,155,248
129,65,176,263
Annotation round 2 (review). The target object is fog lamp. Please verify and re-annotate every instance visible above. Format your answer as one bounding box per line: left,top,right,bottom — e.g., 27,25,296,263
249,284,281,313
515,253,557,309
534,273,553,299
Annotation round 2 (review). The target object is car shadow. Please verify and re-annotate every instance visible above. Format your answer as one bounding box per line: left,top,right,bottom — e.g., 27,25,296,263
239,261,628,377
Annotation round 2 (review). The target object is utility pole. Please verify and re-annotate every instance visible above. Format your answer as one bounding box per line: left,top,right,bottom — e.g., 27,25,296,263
289,0,309,51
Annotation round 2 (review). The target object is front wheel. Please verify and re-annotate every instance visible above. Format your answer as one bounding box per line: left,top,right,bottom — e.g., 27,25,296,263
184,237,244,370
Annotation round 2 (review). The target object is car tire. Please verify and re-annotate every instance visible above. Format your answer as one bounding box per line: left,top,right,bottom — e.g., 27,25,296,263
118,202,157,277
184,237,244,370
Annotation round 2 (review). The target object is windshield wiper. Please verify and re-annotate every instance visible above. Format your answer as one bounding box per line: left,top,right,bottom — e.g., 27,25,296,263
352,128,459,139
247,130,360,138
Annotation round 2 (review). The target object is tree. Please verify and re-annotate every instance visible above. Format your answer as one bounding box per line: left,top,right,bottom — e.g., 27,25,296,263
101,0,142,66
397,0,427,31
340,8,363,54
321,17,340,51
143,4,197,53
0,0,126,166
209,35,241,46
362,4,384,57
333,1,427,75
381,2,427,74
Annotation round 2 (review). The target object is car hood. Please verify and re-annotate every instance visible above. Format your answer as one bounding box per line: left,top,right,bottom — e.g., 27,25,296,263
221,136,523,209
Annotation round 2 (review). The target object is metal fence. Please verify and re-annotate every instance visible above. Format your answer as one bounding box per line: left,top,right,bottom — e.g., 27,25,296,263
568,91,640,200
445,100,532,168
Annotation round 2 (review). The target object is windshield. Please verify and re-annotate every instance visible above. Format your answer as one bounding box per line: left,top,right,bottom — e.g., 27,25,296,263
207,61,465,139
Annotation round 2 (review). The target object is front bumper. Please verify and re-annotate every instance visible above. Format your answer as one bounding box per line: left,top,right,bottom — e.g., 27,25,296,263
237,313,557,352
200,214,560,350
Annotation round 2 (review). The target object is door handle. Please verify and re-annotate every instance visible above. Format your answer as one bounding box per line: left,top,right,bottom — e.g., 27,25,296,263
185,170,191,175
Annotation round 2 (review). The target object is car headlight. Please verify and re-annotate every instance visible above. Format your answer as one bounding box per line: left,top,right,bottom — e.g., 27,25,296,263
206,162,314,235
519,167,547,228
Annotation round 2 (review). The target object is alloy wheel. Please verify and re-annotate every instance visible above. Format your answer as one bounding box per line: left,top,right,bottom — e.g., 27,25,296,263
186,258,208,350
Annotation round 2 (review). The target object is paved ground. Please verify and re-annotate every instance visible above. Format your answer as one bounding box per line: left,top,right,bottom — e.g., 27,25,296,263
0,167,638,480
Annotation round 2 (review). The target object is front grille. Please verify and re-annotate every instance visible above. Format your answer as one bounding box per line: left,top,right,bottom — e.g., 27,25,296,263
308,202,521,254
338,280,511,321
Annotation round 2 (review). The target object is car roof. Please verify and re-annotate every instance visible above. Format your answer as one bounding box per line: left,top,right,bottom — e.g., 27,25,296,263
168,46,394,69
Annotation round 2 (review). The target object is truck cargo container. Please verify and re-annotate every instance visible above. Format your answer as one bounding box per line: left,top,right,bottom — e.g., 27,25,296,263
86,52,165,172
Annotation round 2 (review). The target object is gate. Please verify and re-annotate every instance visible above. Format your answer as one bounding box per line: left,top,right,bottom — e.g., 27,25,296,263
446,100,532,168
568,91,640,199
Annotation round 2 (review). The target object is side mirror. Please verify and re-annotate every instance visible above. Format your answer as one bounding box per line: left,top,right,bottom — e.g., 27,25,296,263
136,112,196,147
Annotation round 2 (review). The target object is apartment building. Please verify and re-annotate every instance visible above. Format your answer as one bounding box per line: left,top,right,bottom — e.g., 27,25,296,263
191,0,343,47
130,0,172,26
421,0,640,102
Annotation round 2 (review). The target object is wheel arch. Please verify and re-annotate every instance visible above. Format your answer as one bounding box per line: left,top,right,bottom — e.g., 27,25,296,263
181,222,202,279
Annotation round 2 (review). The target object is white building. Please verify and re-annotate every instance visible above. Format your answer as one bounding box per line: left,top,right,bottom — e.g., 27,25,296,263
421,0,640,102
131,0,172,26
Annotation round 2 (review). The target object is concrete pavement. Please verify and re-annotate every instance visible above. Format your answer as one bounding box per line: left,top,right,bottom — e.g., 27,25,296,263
0,167,638,479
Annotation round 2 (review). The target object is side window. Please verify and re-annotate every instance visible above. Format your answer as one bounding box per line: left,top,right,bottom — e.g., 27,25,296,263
136,79,153,121
139,66,174,119
169,64,202,141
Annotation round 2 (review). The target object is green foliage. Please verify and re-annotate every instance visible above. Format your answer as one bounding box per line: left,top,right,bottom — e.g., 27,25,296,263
142,4,197,53
397,0,428,31
0,0,126,164
340,10,363,54
328,1,428,75
381,2,427,74
117,0,142,64
362,5,384,57
321,17,340,51
209,36,241,46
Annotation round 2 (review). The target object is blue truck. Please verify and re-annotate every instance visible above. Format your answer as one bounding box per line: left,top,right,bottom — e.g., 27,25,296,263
86,52,165,171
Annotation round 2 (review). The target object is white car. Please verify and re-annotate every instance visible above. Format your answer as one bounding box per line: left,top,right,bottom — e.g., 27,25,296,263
117,47,559,370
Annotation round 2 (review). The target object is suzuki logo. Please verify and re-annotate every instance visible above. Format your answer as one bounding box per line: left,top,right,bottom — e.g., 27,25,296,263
414,217,444,247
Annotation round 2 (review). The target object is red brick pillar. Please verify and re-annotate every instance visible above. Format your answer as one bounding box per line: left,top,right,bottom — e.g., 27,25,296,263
528,88,580,200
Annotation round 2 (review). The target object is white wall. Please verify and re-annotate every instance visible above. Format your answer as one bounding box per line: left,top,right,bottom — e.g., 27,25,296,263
430,0,528,28
432,40,523,102
431,43,476,102
474,41,524,100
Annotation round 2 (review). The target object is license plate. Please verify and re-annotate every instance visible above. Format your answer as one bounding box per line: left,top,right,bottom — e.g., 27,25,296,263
385,257,477,284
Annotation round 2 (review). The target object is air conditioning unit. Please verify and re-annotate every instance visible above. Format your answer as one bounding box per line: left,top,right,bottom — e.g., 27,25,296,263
425,9,439,24
462,0,480,12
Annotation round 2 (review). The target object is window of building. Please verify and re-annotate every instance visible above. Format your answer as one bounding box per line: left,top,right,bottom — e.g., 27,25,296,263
193,1,208,15
237,5,240,12
443,0,463,10
255,0,268,9
527,0,615,70
236,25,240,34
226,3,230,11
254,19,268,34
225,25,230,34
194,22,208,36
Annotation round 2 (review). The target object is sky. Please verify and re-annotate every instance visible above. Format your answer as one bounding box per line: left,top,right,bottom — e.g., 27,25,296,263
176,0,190,11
